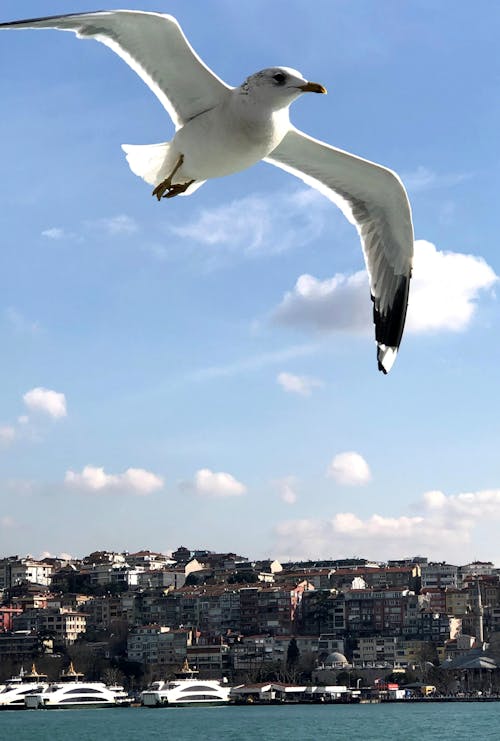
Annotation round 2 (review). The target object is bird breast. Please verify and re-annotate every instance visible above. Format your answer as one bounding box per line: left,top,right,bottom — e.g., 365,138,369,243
173,100,290,181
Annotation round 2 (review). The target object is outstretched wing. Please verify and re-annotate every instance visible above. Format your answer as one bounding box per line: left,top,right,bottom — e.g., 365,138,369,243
0,10,231,128
266,127,414,373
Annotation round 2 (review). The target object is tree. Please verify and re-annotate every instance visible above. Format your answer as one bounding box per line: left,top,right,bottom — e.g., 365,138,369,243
227,571,258,584
286,638,300,669
310,591,332,635
336,670,366,688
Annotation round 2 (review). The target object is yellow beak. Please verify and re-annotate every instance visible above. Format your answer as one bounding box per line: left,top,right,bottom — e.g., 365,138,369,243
299,81,327,94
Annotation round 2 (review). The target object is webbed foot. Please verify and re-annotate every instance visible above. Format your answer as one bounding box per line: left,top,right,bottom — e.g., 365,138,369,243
152,154,187,201
162,180,195,199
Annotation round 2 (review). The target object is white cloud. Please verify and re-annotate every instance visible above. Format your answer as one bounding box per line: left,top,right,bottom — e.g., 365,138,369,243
272,240,497,335
58,552,74,562
276,476,298,505
405,240,498,332
38,550,73,561
273,486,500,562
0,426,16,446
65,465,163,495
327,451,372,486
43,215,138,241
41,227,65,240
272,270,370,332
89,214,139,236
0,515,15,528
277,371,324,397
421,487,500,521
170,188,327,256
23,387,67,419
192,468,247,498
274,512,446,562
41,227,78,241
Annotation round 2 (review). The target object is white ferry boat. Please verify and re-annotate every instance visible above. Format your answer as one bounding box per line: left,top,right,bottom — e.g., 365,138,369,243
24,662,131,709
0,665,49,710
141,660,230,707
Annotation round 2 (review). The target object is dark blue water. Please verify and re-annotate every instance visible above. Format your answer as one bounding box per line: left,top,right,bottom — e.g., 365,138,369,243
0,703,499,740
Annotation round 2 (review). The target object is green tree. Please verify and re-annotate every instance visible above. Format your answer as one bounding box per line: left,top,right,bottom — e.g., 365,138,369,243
310,591,332,635
286,638,300,669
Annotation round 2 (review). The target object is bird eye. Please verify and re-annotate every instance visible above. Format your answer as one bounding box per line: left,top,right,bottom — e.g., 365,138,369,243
272,72,286,85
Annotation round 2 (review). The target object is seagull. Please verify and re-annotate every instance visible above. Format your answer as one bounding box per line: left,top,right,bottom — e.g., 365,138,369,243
0,10,414,373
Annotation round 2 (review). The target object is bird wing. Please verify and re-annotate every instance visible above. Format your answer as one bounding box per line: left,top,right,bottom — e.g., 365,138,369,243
265,127,414,373
0,10,231,129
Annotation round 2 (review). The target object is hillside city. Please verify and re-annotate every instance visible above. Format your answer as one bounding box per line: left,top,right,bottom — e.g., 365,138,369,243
1,547,499,695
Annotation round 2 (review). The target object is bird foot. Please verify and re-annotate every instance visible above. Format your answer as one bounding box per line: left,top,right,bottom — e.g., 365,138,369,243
161,180,195,199
152,153,192,201
152,179,173,200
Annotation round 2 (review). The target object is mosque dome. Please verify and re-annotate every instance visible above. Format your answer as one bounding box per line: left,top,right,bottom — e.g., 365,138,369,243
325,651,349,667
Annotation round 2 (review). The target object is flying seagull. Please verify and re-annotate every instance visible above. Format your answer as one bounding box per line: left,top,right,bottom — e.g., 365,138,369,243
0,10,414,373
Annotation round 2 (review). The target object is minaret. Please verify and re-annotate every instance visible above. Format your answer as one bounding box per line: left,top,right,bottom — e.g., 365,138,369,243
476,580,484,646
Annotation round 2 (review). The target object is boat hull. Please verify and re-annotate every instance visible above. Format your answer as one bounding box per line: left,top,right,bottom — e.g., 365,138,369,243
25,697,131,710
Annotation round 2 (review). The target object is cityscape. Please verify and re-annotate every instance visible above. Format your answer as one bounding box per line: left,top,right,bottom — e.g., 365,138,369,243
1,547,499,701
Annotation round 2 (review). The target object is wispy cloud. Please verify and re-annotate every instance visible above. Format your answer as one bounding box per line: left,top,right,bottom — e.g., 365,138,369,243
41,214,139,243
92,214,139,236
4,307,41,335
277,371,324,397
402,165,472,193
41,227,79,241
326,451,372,486
190,343,318,382
65,465,163,495
0,426,16,447
276,476,298,505
272,240,497,336
170,188,328,258
82,214,139,237
3,479,35,496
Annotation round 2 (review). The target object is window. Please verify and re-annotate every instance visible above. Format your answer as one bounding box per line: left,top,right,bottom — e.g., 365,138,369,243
181,685,219,692
176,694,223,702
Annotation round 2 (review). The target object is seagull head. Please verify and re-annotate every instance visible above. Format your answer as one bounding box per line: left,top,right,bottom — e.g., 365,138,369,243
241,67,327,109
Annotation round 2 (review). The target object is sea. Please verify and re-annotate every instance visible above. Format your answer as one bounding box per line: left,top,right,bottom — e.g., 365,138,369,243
0,703,499,741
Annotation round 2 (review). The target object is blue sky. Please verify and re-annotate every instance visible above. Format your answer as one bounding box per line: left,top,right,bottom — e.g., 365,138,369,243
1,1,499,564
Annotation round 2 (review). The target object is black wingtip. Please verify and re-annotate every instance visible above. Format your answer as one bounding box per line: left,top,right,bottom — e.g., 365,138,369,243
372,273,411,373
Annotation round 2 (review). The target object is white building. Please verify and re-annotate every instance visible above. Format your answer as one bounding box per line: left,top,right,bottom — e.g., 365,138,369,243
13,607,86,644
136,567,186,590
0,556,53,588
459,561,495,583
420,562,458,589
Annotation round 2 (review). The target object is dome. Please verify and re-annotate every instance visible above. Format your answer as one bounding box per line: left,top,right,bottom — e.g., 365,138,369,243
325,651,348,667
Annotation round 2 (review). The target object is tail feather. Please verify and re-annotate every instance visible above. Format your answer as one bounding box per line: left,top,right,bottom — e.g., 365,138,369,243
121,142,205,196
121,142,171,186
